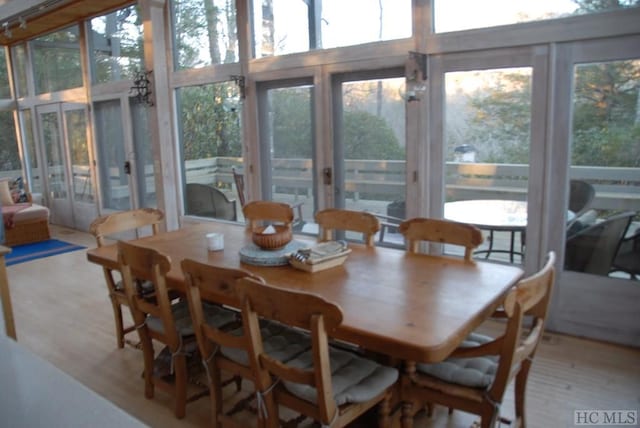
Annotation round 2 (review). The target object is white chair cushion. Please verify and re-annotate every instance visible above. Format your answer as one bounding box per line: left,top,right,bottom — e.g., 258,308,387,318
221,320,311,366
416,332,498,388
147,300,236,336
283,346,398,406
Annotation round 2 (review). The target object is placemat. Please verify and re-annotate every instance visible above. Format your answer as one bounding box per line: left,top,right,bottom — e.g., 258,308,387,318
239,240,308,266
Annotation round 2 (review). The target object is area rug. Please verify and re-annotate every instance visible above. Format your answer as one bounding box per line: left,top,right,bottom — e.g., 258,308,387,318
5,239,86,266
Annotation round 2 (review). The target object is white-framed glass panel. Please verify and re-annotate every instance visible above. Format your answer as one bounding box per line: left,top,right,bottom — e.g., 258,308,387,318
93,100,130,210
31,26,83,94
176,81,242,220
334,75,406,245
253,0,411,58
172,0,239,70
0,110,21,179
89,5,144,84
564,58,640,278
20,109,43,194
258,81,315,230
130,100,157,208
66,109,93,203
444,67,533,263
434,0,639,33
0,49,10,99
10,44,28,98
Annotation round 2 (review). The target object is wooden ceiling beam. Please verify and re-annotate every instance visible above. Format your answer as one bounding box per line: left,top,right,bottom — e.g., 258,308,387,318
0,0,134,46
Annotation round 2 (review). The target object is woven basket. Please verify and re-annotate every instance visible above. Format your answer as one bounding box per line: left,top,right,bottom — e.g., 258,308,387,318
252,225,292,250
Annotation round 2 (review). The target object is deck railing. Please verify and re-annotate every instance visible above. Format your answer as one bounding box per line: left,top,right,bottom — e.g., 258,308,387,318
2,158,638,212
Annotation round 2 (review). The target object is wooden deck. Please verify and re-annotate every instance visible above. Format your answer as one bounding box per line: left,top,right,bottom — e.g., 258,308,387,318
4,224,639,428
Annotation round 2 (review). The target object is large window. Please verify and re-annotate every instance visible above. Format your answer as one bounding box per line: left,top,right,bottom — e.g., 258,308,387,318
0,110,20,177
444,67,533,262
10,44,28,98
0,49,10,99
564,59,640,278
20,109,42,193
259,83,315,229
336,76,406,244
172,0,239,70
31,26,83,94
253,0,411,58
434,0,639,33
177,82,242,219
89,5,144,84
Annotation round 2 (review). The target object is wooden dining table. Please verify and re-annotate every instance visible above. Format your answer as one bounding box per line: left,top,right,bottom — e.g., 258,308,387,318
86,222,524,363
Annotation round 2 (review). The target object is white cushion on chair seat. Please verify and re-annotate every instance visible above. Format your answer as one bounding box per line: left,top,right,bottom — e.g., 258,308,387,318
221,320,311,365
147,300,236,336
283,346,398,406
416,332,498,389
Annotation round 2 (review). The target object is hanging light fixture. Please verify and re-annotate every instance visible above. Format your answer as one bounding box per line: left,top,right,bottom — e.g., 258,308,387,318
405,51,427,102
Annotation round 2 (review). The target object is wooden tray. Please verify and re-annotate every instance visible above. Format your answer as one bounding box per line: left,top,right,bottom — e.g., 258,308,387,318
289,249,351,272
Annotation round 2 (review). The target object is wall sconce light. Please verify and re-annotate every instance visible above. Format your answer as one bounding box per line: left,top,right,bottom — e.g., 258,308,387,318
230,74,246,99
3,22,12,39
406,51,427,102
130,69,154,106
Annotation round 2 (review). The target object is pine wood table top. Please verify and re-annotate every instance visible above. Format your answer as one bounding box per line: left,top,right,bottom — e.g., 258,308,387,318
87,222,523,363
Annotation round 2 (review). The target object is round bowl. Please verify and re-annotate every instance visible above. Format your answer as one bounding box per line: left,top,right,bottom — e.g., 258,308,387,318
252,225,292,250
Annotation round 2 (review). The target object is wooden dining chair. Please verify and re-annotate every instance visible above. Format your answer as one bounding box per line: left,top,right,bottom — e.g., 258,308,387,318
399,217,483,261
233,166,305,227
117,240,237,419
400,251,556,428
236,277,399,428
242,200,294,232
315,208,381,247
181,258,312,427
89,208,165,348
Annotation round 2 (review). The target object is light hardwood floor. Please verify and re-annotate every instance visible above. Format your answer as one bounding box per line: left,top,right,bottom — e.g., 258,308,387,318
5,225,639,428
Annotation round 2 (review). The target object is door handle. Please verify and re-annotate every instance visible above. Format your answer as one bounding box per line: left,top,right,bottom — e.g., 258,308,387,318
323,167,332,185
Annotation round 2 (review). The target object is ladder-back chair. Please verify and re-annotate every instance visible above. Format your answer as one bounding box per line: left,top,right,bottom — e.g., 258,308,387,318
315,208,381,247
89,208,164,348
399,217,483,262
117,240,237,419
182,258,312,427
236,278,399,428
400,252,556,428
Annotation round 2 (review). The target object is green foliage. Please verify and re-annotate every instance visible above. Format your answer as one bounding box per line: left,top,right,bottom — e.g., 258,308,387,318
0,111,21,170
179,83,242,160
270,87,404,160
343,111,404,160
464,72,532,163
572,0,640,13
32,27,83,93
0,49,10,99
464,59,640,167
272,88,312,158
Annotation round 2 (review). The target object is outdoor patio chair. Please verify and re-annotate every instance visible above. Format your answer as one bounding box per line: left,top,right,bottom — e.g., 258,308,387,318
185,182,237,221
565,211,635,275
